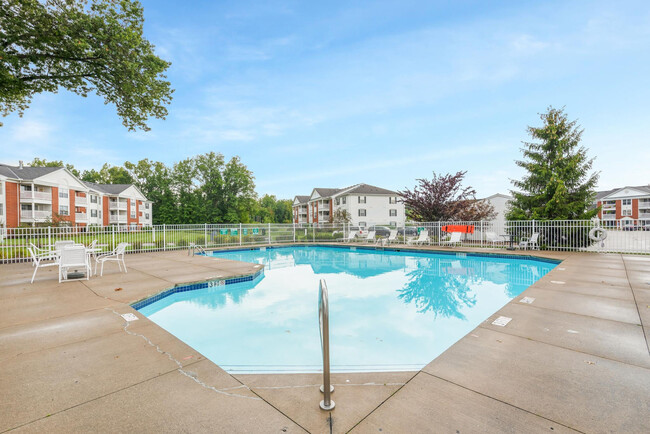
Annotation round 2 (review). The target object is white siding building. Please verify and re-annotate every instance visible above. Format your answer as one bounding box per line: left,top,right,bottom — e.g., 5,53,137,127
293,183,406,228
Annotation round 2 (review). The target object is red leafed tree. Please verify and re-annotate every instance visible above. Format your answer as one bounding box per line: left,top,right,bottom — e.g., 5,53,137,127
399,171,495,221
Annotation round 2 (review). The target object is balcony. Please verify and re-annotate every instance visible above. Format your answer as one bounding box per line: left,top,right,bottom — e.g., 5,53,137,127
20,190,52,202
602,214,616,220
639,201,650,209
601,203,616,210
21,210,51,220
109,215,127,223
109,201,127,210
75,212,88,221
639,213,650,219
75,196,88,206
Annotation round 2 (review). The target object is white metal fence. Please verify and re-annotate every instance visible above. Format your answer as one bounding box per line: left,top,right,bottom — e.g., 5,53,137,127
1,219,648,263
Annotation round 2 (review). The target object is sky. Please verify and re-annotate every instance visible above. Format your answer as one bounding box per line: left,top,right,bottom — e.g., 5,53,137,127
1,0,649,199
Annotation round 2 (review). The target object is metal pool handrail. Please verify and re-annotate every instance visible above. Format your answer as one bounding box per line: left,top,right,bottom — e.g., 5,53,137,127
319,278,335,411
188,243,206,256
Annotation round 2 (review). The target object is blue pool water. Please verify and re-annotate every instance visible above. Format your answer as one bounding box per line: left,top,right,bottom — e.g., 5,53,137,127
138,246,556,373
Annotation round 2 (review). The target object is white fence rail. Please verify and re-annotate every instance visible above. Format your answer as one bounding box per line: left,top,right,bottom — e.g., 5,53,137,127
0,220,648,263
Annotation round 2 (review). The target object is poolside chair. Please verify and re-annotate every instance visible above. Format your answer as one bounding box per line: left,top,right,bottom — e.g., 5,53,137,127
341,232,356,243
95,242,129,276
364,231,376,243
28,247,60,283
440,232,462,247
407,230,429,245
54,240,75,252
519,233,540,250
382,229,398,245
485,232,504,247
29,242,57,262
59,245,91,283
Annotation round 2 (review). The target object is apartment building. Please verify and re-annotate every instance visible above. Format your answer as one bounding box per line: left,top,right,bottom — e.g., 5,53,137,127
293,183,406,227
0,163,153,228
595,185,650,228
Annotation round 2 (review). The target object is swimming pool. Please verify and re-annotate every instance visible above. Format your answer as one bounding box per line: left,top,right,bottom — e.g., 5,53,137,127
137,246,557,373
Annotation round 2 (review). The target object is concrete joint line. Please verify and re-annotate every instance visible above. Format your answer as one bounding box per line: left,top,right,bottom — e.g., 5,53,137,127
105,308,260,401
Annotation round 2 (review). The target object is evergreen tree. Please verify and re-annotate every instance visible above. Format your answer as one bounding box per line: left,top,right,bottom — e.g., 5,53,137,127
507,107,599,220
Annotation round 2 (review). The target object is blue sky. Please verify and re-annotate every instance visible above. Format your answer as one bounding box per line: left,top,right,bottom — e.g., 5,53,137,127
1,0,649,198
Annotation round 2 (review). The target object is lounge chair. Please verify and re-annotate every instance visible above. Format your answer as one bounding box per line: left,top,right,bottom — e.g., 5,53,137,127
59,245,91,282
485,231,504,247
407,230,429,245
519,233,540,250
364,231,376,243
28,247,60,283
380,229,398,245
96,242,129,276
341,232,356,243
440,232,462,247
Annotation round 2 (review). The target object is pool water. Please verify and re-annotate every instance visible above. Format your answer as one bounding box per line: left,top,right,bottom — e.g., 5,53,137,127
138,247,556,373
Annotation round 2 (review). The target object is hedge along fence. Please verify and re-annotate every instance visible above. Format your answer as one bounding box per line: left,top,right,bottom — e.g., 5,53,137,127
1,220,648,263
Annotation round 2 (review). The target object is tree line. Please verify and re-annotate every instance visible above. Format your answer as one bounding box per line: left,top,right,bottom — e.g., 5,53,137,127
27,153,293,225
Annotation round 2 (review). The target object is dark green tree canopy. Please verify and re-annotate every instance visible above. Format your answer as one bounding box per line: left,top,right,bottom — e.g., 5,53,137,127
507,107,599,220
28,157,80,177
0,0,173,130
81,163,133,184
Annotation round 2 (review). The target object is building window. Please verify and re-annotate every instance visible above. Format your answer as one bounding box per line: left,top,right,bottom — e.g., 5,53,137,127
389,209,397,216
0,183,3,194
359,221,366,227
335,198,340,205
341,196,346,204
59,189,68,199
145,213,150,219
59,205,69,216
130,212,136,218
99,211,102,218
622,209,632,216
91,209,98,217
131,200,135,206
622,199,632,205
358,196,366,204
389,221,397,227
21,204,32,211
90,195,98,204
145,203,150,209
358,209,366,217
389,197,397,204
22,185,32,192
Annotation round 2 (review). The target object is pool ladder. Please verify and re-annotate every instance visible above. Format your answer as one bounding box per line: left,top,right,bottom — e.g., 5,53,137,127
319,279,335,410
188,243,206,256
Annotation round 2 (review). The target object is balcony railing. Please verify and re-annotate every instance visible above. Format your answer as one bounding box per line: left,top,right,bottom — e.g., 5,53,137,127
602,203,616,210
109,201,127,210
75,212,88,221
75,196,88,206
639,213,650,219
602,214,616,220
20,190,51,201
109,215,127,223
639,201,650,209
20,210,51,220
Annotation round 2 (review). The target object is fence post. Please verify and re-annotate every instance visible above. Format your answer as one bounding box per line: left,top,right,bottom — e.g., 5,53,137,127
312,224,315,243
239,223,242,246
293,223,296,243
205,223,208,248
112,225,116,250
268,223,271,244
48,226,52,250
163,224,166,251
480,220,484,248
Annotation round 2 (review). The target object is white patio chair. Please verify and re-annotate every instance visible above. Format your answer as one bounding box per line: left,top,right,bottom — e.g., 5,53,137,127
28,247,59,283
364,231,376,243
381,230,398,245
54,240,75,253
485,231,504,247
86,239,99,274
96,242,129,276
407,230,429,245
29,242,57,262
440,232,462,247
340,232,356,243
59,245,91,283
519,233,540,250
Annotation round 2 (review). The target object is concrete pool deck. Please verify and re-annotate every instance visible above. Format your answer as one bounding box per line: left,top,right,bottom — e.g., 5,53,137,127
0,245,648,433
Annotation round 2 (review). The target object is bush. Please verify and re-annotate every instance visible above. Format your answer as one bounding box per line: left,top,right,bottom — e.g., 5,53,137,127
177,238,189,247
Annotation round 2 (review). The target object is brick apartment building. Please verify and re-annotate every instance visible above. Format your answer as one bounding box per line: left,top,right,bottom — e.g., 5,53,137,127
595,185,650,228
0,163,152,228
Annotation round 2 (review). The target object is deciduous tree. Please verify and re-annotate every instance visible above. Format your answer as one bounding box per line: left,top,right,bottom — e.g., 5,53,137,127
399,171,494,221
1,0,173,130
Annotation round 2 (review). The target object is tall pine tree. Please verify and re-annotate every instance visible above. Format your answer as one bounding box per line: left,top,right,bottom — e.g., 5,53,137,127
507,107,599,220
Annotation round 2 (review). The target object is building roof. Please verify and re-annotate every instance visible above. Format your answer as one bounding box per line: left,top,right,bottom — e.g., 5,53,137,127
294,195,310,204
482,193,513,200
0,164,62,180
341,183,398,195
595,185,650,201
82,181,132,195
313,188,341,198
